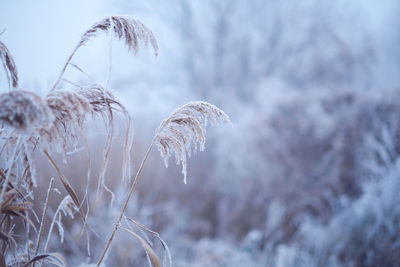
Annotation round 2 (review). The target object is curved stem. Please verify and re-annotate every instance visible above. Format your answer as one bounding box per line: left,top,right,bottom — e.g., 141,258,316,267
50,45,79,92
97,142,154,266
44,196,66,252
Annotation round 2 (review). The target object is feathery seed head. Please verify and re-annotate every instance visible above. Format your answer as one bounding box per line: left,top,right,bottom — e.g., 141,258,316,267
0,90,53,134
154,101,231,184
46,90,91,127
77,85,120,116
79,16,158,56
0,41,18,89
45,90,92,153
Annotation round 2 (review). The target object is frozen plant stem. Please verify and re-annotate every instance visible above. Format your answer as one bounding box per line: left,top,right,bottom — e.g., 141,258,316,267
33,177,54,267
51,46,79,92
44,150,86,224
97,142,154,266
0,137,20,201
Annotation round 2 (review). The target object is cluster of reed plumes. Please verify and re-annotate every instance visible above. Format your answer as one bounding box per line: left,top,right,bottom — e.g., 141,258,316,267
0,16,230,266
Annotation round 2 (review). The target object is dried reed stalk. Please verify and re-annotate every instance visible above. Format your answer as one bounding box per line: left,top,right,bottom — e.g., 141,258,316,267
0,86,132,263
97,101,230,265
44,195,79,253
125,217,172,267
51,15,158,91
0,16,231,266
0,16,153,265
33,177,54,267
119,227,161,267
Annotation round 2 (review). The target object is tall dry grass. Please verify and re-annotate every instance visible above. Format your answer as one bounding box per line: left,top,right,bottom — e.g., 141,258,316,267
0,16,230,266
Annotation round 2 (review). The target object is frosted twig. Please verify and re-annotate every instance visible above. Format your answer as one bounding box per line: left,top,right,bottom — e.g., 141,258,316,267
34,177,54,260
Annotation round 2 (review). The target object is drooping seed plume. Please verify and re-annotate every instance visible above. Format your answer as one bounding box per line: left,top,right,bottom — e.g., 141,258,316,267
154,101,231,184
0,40,18,89
77,85,133,192
0,82,133,206
79,16,158,56
98,101,230,265
45,85,131,161
45,89,91,155
52,15,158,91
0,90,53,135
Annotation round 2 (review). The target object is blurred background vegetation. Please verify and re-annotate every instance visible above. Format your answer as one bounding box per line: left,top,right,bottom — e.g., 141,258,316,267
1,0,400,266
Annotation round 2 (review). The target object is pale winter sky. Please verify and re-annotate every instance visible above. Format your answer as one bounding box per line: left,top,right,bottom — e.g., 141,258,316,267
0,0,398,92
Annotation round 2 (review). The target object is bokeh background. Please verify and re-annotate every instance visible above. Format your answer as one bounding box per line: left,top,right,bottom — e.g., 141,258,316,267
1,0,400,266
